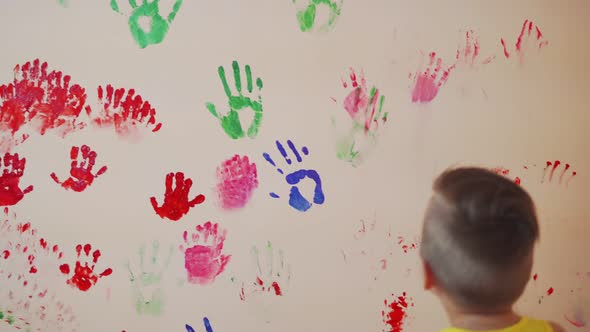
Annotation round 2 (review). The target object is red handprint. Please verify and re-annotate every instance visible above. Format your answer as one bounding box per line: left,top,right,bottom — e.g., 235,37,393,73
180,221,230,285
150,172,205,221
50,145,107,192
90,84,162,139
0,153,33,206
59,244,112,292
410,52,455,103
501,19,549,62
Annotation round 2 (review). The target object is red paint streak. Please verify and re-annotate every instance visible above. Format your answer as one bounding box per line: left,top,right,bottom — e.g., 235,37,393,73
410,52,455,103
181,221,230,285
50,144,108,192
91,84,162,138
490,167,521,185
533,273,538,281
342,68,384,133
501,19,549,60
382,292,412,332
549,160,561,182
60,243,112,291
456,30,493,66
547,287,554,295
397,236,418,254
150,172,205,221
271,282,282,296
2,250,10,258
216,155,258,210
565,314,587,328
0,153,33,206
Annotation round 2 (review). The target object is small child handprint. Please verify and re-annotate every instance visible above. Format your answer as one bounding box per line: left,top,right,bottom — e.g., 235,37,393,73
263,140,325,212
50,145,107,192
150,172,206,221
59,244,113,292
240,241,291,301
0,152,33,206
126,241,173,316
501,19,549,63
110,0,183,48
293,0,343,33
186,317,213,332
206,61,264,140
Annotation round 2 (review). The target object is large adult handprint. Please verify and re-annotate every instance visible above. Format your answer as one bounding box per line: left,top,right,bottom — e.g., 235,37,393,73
263,140,325,212
110,0,183,48
206,61,264,140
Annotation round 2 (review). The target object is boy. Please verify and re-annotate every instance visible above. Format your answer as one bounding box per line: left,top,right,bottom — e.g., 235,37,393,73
419,167,566,332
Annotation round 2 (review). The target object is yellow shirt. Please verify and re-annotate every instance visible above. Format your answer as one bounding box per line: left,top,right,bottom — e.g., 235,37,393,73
441,317,553,332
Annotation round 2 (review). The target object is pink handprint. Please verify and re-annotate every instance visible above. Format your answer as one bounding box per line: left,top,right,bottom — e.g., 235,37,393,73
455,30,495,67
410,52,455,103
50,145,108,192
150,172,205,221
90,84,162,139
216,155,258,210
179,221,230,285
501,19,549,62
0,152,33,206
59,244,113,292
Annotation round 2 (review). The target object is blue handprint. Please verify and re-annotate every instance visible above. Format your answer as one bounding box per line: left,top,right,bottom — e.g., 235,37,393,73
185,317,213,332
263,140,325,212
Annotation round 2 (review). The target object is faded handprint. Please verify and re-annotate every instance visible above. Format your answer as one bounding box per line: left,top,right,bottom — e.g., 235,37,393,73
0,84,30,152
501,19,549,62
240,241,291,301
186,317,213,332
126,241,173,316
333,68,387,166
293,0,343,32
179,222,230,285
91,84,162,139
50,145,107,192
59,244,113,292
455,30,495,68
216,154,258,210
150,172,206,221
410,52,455,103
206,61,264,139
542,160,576,186
110,0,183,48
0,153,33,206
263,140,325,212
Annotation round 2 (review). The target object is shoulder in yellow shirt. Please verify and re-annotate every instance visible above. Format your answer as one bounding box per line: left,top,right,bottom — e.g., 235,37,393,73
441,317,553,332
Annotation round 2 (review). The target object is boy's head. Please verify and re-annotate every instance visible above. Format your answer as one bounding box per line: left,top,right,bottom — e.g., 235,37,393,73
420,167,539,311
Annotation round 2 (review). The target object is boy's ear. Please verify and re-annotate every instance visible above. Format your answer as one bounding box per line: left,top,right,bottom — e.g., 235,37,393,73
422,260,436,290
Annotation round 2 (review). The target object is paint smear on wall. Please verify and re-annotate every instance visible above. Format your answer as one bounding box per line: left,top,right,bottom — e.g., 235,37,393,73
216,154,258,210
332,68,387,166
91,84,162,140
531,273,555,304
263,140,325,212
126,241,173,316
110,0,183,49
50,145,107,192
501,19,549,63
59,244,113,292
206,61,264,139
293,0,343,32
382,292,414,332
150,172,205,221
240,241,291,301
410,52,455,104
490,167,522,185
542,160,576,186
186,317,214,332
397,236,419,254
180,222,230,285
0,152,33,206
0,59,89,152
455,30,495,68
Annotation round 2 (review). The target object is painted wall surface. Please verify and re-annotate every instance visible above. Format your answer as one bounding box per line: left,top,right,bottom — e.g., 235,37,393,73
0,0,589,331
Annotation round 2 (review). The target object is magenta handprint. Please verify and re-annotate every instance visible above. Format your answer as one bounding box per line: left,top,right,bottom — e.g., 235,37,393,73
216,155,258,210
150,172,205,221
50,145,107,192
179,221,230,285
410,52,455,104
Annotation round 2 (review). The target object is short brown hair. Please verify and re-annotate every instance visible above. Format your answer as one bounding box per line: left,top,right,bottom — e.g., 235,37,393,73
420,167,539,309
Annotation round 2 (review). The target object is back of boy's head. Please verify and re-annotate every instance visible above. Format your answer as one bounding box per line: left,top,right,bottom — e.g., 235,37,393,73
420,167,539,310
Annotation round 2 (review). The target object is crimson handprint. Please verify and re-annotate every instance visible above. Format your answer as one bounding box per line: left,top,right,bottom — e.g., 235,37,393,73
0,152,33,206
59,243,113,292
150,172,205,221
50,145,107,192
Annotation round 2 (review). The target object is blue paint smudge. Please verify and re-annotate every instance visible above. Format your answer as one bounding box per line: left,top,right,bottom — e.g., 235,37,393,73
186,324,195,332
204,317,213,332
270,192,280,198
285,169,325,212
263,152,283,174
276,140,292,164
301,146,309,155
287,139,302,162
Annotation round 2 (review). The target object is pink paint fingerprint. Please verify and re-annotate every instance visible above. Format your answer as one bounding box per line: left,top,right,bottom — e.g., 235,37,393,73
216,155,258,210
382,292,413,332
180,221,230,285
342,68,385,133
501,19,549,61
90,84,162,139
410,52,455,103
542,160,577,186
456,30,494,67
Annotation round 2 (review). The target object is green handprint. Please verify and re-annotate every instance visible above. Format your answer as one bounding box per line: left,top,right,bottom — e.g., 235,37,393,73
126,241,173,316
206,61,264,140
293,0,343,32
110,0,183,48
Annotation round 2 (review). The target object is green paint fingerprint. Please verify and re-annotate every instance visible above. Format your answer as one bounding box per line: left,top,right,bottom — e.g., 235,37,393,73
206,61,264,140
127,241,173,316
294,0,342,32
110,0,183,48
